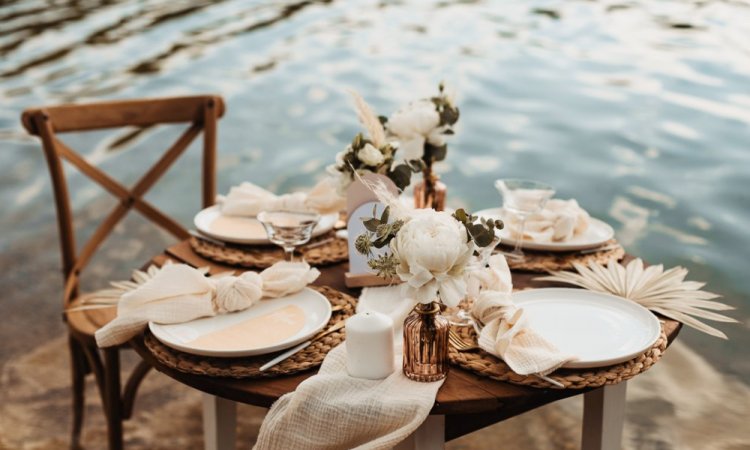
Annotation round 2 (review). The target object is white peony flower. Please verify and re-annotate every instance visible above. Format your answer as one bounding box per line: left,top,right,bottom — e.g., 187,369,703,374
390,210,474,307
357,143,385,167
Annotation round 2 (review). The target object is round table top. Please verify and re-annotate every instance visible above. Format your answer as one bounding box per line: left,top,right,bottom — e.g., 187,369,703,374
131,240,681,418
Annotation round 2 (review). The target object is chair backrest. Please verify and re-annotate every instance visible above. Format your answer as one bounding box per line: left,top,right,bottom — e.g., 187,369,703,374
21,95,225,307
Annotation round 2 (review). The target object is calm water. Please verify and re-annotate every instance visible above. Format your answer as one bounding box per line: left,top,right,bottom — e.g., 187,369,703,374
1,0,748,397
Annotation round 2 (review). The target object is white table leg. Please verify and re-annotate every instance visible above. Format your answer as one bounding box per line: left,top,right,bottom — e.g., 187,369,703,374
202,393,237,450
394,415,445,450
582,381,628,450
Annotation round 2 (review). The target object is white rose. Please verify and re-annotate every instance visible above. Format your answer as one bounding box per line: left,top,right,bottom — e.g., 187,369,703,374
390,210,474,307
357,143,385,167
388,99,441,139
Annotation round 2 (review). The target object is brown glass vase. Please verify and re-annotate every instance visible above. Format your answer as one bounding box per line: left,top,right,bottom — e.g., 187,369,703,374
402,301,450,382
413,178,447,211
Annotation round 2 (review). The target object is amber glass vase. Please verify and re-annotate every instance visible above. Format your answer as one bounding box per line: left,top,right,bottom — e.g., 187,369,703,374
403,301,450,382
413,178,447,211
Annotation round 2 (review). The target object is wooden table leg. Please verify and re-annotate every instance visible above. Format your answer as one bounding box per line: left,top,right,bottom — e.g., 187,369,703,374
394,415,446,450
202,394,237,450
582,382,627,450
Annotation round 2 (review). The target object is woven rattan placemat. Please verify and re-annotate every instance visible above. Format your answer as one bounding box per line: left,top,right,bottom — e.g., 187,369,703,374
503,239,625,273
448,321,667,389
144,286,355,378
190,232,348,269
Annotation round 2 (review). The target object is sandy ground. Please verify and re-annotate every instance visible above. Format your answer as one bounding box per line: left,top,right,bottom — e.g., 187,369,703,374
1,337,749,450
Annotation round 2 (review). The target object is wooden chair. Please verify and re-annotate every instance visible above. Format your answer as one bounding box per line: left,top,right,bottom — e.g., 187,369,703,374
21,95,225,450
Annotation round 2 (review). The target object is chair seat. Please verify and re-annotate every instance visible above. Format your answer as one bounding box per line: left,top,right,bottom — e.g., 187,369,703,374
67,292,118,338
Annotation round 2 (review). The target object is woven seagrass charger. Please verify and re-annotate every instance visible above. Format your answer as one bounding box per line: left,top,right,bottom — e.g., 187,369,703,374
504,239,625,272
144,286,356,378
448,322,668,389
189,232,348,269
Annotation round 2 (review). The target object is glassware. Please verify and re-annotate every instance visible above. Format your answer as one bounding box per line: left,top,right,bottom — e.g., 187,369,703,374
403,301,450,382
495,179,555,261
413,177,447,211
444,235,501,326
257,210,320,262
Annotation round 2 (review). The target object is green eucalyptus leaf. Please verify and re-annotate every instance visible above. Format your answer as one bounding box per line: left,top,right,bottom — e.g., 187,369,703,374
363,218,381,232
380,206,390,224
387,164,412,191
424,143,447,162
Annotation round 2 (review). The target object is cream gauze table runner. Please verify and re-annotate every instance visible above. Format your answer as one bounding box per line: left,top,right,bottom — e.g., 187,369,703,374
254,286,442,450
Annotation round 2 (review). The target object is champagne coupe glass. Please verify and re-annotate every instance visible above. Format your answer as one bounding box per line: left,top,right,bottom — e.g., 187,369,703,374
445,235,502,327
495,179,555,261
257,210,320,262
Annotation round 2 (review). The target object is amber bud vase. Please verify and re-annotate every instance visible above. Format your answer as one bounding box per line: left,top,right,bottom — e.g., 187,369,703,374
413,178,447,211
402,301,450,382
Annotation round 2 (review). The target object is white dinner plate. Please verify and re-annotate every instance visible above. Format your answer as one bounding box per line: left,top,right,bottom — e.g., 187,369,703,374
149,288,331,357
474,207,614,251
512,288,661,369
194,205,338,245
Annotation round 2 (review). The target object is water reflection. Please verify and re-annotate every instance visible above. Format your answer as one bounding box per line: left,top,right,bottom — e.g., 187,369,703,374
1,0,749,447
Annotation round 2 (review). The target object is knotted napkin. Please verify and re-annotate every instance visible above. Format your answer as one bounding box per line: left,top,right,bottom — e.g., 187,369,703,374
95,261,320,348
217,177,345,217
469,255,576,376
254,286,441,450
504,198,590,243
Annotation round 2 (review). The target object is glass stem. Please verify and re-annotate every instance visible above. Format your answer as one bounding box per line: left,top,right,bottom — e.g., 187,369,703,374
513,215,527,256
284,246,295,262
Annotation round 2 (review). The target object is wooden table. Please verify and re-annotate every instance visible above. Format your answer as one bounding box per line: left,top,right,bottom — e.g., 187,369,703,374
131,240,681,450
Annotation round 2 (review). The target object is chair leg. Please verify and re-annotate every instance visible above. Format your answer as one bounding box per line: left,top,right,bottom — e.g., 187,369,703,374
68,336,87,450
122,360,152,420
103,347,124,450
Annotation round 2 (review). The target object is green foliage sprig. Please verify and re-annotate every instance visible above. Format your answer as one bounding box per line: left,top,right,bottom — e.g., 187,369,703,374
452,209,504,247
424,82,460,166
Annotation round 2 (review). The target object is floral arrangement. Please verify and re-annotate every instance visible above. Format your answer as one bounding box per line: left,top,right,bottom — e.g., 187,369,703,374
355,197,503,307
328,92,424,192
383,83,460,190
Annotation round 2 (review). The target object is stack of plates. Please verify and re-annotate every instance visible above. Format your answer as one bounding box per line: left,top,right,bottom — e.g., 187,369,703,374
193,205,338,245
474,207,614,252
150,288,332,357
513,288,661,368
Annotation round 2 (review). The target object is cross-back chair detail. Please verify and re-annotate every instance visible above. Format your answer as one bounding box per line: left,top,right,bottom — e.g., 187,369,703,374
22,96,224,310
21,95,225,450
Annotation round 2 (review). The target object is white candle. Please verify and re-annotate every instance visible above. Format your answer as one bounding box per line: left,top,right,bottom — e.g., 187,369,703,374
345,311,395,379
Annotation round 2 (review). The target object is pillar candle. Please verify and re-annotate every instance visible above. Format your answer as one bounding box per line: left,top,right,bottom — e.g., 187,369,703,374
345,311,395,379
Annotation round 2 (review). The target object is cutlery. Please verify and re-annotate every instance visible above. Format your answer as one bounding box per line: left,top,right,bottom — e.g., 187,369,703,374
188,229,226,247
448,329,565,388
301,237,334,250
259,320,346,372
580,244,620,255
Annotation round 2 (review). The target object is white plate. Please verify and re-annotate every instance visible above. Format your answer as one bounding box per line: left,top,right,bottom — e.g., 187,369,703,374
149,288,331,357
474,207,614,251
512,288,661,369
194,205,338,245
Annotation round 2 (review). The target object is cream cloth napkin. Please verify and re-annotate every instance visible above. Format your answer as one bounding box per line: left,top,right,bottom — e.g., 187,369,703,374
469,255,576,376
504,198,590,242
95,261,319,348
254,287,441,450
217,177,344,217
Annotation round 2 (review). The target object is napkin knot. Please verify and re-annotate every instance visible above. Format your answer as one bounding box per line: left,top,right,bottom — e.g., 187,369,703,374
94,261,320,348
218,178,345,217
212,272,263,314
